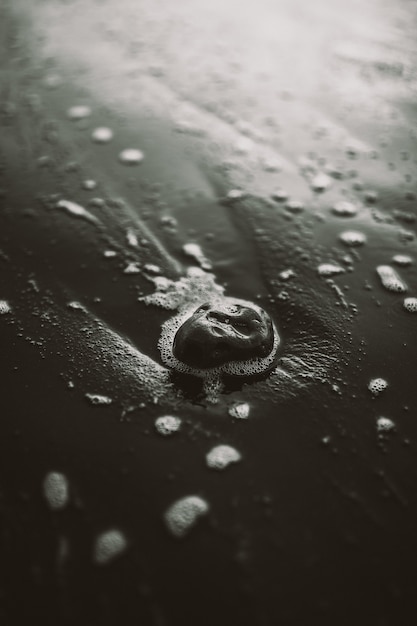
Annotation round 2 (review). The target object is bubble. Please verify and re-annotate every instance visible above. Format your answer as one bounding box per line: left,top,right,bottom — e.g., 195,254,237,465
91,127,113,143
164,495,209,538
339,231,367,246
317,264,345,277
403,297,417,313
94,529,127,565
155,415,181,436
228,402,250,419
67,105,92,121
206,445,241,470
377,417,395,432
182,243,212,271
310,173,331,192
119,149,144,165
56,199,98,224
376,265,407,293
0,300,11,315
368,378,388,396
43,472,69,510
85,393,113,405
331,201,358,217
392,254,413,266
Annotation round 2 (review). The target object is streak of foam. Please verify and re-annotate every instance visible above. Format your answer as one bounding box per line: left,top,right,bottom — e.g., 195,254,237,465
56,199,99,224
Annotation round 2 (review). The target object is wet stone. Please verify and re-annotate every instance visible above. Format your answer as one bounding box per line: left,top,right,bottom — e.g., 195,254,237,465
173,301,275,369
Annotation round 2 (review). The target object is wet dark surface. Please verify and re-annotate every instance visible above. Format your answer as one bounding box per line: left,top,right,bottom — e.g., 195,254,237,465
1,1,417,624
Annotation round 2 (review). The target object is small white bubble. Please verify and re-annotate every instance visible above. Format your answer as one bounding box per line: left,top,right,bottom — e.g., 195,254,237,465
67,105,92,121
155,415,181,436
164,495,209,538
376,265,407,293
339,231,367,247
403,297,417,313
271,189,289,202
392,254,412,267
317,263,345,277
85,393,113,405
119,149,144,165
0,300,11,315
228,402,250,419
91,127,113,143
331,201,358,217
94,529,127,564
206,445,241,470
368,378,388,396
376,417,395,433
143,264,161,274
43,472,69,510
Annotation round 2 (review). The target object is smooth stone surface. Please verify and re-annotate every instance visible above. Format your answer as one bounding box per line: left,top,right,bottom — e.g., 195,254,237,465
172,301,275,369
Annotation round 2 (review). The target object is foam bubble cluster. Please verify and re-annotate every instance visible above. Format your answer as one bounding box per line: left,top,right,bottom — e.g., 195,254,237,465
376,265,407,293
339,230,367,246
368,378,388,396
206,445,241,470
91,127,113,143
331,201,358,217
119,149,144,165
155,415,181,436
376,417,395,433
182,243,212,271
317,264,345,277
403,297,417,313
43,471,69,510
0,300,11,315
228,402,250,419
392,254,413,267
94,529,127,564
164,495,209,538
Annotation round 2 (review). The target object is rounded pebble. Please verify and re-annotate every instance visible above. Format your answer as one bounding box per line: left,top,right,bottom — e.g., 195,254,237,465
119,149,145,165
403,297,417,313
94,530,127,564
206,445,241,470
164,496,209,538
155,415,181,436
91,127,113,143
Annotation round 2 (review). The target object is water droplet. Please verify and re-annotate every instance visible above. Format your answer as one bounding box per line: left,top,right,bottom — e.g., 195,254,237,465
228,402,250,419
376,265,407,293
331,201,358,217
206,445,241,470
339,231,367,246
368,378,388,396
119,149,144,165
67,105,92,121
0,300,11,315
94,529,127,564
43,472,69,510
164,496,209,538
85,393,113,406
91,127,113,143
155,415,181,436
403,297,417,313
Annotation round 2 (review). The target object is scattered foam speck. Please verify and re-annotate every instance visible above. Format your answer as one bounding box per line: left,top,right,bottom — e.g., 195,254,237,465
86,393,113,405
67,301,87,312
142,267,224,311
377,416,395,433
228,402,250,419
339,231,367,246
67,105,91,120
91,127,113,143
182,243,212,271
124,262,141,274
94,529,127,565
119,149,144,165
155,415,181,436
403,297,417,313
206,445,241,470
164,495,209,538
317,263,345,277
126,229,138,247
285,199,304,213
376,265,407,293
392,254,412,266
43,471,69,510
368,378,388,396
310,173,331,192
331,201,358,217
0,300,11,315
56,200,98,224
82,179,97,190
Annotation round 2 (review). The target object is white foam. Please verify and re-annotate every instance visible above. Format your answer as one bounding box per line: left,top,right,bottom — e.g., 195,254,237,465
0,300,11,315
376,265,407,293
67,105,91,120
56,199,98,224
331,201,358,217
285,200,304,213
392,254,413,267
119,149,144,165
403,297,417,313
85,393,113,405
377,417,395,432
91,127,113,143
164,495,209,538
228,402,250,419
311,173,331,192
82,179,97,190
142,267,224,311
182,243,212,271
368,378,388,396
123,262,141,274
317,263,345,277
206,445,241,470
339,230,367,246
155,415,181,436
126,229,138,247
94,529,127,564
43,471,69,510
